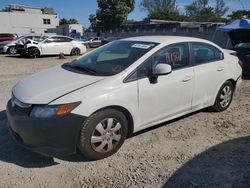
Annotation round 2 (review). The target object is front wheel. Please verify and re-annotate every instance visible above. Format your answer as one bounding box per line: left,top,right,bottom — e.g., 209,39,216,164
70,48,81,56
78,109,128,160
212,81,234,112
28,48,40,58
8,46,17,55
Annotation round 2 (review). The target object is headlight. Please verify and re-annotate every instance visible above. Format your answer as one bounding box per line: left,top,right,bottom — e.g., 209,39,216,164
30,102,81,118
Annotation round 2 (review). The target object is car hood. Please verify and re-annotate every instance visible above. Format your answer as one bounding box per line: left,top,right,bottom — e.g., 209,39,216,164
12,65,104,104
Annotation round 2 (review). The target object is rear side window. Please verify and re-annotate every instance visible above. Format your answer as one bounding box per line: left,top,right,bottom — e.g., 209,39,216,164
58,37,73,42
191,43,223,64
52,37,73,42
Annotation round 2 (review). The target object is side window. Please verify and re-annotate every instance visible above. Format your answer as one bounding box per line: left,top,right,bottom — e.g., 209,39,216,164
58,37,73,42
192,43,223,64
137,43,189,79
48,37,70,43
44,38,55,43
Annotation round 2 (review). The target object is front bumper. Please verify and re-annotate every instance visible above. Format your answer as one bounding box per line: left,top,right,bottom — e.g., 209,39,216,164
6,100,86,157
0,46,8,53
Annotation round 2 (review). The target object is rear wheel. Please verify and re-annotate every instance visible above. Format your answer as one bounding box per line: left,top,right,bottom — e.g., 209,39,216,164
78,109,128,160
28,48,40,58
212,81,234,112
71,48,81,56
8,46,17,55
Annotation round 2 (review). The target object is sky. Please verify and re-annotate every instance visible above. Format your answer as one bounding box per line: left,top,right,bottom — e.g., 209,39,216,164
0,0,249,27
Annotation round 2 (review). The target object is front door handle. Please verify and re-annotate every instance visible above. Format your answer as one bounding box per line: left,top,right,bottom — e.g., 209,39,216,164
182,76,192,82
217,67,224,72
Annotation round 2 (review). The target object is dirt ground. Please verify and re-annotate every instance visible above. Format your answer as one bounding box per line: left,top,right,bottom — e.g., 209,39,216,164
0,54,250,188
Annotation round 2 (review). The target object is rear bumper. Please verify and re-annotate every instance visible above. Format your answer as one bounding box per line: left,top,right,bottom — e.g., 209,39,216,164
6,100,86,157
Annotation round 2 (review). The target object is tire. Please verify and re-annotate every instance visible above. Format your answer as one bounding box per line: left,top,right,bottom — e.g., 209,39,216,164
28,48,40,58
85,44,90,48
71,48,81,56
8,46,17,55
78,109,128,160
212,81,234,112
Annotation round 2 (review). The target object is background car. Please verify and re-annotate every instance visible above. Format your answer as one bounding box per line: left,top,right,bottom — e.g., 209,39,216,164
101,37,123,46
0,34,47,55
233,42,250,76
23,35,87,58
82,37,103,48
0,33,18,42
73,35,88,41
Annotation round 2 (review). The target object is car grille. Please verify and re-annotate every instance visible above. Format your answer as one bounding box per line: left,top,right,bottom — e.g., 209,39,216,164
0,47,3,51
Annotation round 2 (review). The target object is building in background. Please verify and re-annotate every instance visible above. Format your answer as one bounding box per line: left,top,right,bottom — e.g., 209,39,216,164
57,24,83,37
0,4,59,35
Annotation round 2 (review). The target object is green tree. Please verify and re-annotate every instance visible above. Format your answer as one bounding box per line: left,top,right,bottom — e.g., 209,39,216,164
89,0,135,31
67,19,79,24
89,14,98,29
214,0,229,18
185,0,215,21
228,10,250,20
59,18,79,25
140,0,180,20
185,0,228,22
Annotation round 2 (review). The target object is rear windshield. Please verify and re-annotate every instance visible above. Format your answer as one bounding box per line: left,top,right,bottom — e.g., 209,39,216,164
63,40,159,76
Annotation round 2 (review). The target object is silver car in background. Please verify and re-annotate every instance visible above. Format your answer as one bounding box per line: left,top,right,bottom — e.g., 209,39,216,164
0,34,47,54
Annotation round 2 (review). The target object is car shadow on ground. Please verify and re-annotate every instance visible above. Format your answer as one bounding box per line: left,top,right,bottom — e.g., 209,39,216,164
0,110,57,168
130,110,200,139
242,75,250,80
164,136,250,188
4,55,70,59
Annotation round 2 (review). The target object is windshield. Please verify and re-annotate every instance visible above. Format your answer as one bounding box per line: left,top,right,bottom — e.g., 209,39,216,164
63,40,158,76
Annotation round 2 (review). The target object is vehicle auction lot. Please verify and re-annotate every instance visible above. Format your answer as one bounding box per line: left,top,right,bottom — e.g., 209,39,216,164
0,54,250,187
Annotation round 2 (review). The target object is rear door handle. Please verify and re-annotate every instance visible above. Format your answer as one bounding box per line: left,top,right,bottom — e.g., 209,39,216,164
182,76,192,82
217,67,224,71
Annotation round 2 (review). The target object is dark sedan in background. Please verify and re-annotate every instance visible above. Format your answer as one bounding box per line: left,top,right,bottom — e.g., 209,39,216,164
233,43,250,76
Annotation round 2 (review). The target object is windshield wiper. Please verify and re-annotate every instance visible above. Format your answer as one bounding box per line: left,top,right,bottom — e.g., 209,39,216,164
63,63,98,75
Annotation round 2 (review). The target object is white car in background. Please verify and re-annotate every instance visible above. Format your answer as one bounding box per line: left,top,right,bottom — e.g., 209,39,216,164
24,35,87,58
7,36,242,160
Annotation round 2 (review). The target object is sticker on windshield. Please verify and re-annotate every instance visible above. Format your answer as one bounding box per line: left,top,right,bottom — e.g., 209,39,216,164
131,44,151,49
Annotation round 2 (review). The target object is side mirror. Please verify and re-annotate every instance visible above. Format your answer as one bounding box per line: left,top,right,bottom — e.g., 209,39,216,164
149,63,172,84
153,63,172,76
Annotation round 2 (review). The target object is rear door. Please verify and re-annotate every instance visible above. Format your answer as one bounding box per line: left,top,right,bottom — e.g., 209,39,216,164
56,37,73,54
41,37,61,55
191,42,227,109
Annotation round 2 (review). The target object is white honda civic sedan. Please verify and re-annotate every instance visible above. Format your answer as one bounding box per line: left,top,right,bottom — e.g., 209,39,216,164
24,35,87,58
6,36,242,160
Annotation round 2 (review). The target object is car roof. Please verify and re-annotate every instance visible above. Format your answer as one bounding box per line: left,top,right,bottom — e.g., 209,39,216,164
48,35,73,38
121,35,212,45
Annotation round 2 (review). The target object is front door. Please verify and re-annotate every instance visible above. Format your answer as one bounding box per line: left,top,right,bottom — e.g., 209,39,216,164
137,42,194,128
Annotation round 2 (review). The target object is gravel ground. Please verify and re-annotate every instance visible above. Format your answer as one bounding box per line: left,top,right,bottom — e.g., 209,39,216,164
0,54,250,188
